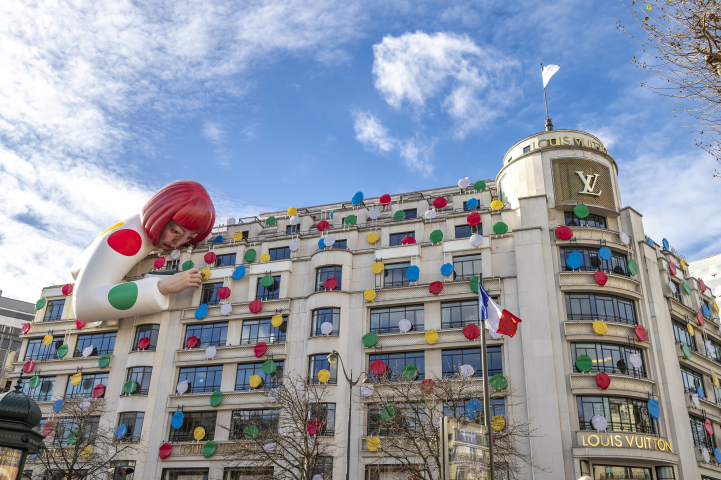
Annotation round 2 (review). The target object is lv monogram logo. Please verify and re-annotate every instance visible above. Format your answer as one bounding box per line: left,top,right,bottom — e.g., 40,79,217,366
575,171,602,196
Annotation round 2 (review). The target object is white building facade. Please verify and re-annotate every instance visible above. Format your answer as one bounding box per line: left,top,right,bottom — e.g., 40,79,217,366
15,129,721,480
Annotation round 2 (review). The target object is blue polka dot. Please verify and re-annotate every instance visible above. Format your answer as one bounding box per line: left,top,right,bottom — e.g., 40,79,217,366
440,263,454,276
662,238,670,250
566,252,583,270
318,238,326,249
598,247,612,261
232,265,246,281
195,304,208,320
466,198,479,209
405,265,420,282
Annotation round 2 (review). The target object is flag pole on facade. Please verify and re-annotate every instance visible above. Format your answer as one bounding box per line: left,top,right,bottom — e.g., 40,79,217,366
478,278,494,480
541,63,561,132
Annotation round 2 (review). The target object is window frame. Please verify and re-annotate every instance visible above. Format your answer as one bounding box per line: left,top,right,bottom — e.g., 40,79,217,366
389,232,415,247
185,322,229,348
169,411,217,442
257,275,281,300
230,409,280,439
441,347,502,378
441,300,479,329
308,354,338,385
215,253,237,268
201,282,224,305
178,365,224,394
571,342,646,378
576,395,655,434
564,211,607,228
18,376,55,402
311,308,340,337
452,254,482,281
564,292,637,325
74,332,117,357
240,318,286,345
117,412,145,443
454,224,482,239
560,247,629,276
269,247,291,261
132,324,160,352
369,305,424,334
24,337,63,361
315,266,342,292
368,351,425,381
65,373,108,400
43,299,65,322
308,403,336,436
235,361,284,391
383,262,411,288
125,367,153,396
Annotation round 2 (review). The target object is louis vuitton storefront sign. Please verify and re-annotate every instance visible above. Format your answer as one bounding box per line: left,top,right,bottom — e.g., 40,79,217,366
578,432,674,452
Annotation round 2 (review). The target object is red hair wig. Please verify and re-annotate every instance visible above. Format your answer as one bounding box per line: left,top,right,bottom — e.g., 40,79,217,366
141,181,216,246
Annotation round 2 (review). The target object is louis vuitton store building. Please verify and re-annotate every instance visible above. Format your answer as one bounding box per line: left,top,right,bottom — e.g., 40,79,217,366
15,129,721,480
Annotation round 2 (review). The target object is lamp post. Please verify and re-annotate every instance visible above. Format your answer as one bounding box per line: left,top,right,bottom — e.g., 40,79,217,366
0,377,44,479
327,350,368,480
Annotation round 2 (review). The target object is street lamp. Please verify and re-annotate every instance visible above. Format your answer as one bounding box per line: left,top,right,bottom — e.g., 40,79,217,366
0,377,44,479
327,350,367,480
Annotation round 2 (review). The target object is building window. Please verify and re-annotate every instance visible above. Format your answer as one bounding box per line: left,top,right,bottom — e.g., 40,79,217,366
691,416,717,450
332,239,348,250
178,366,223,394
257,275,281,300
309,403,336,436
564,211,606,229
312,457,333,480
286,224,300,235
74,332,116,357
443,398,505,423
18,376,54,402
498,174,510,206
308,355,337,385
455,224,482,239
580,461,591,478
442,347,502,378
43,299,65,321
132,324,160,351
571,343,645,377
593,466,652,480
390,232,415,247
240,318,286,344
402,209,418,220
441,300,479,329
315,266,342,292
185,322,228,348
215,253,236,267
577,396,655,434
201,282,223,305
65,373,108,399
236,361,284,391
117,412,144,443
681,365,705,396
453,254,482,281
383,262,411,288
370,305,424,334
656,467,675,480
368,352,425,380
707,337,721,363
367,403,423,436
110,461,136,480
169,412,216,442
24,337,63,361
565,293,637,325
463,200,480,211
125,367,152,396
163,470,210,480
672,321,696,351
269,247,291,261
230,409,279,439
523,145,530,153
560,247,628,276
163,259,179,271
671,281,685,305
311,308,340,337
55,417,99,445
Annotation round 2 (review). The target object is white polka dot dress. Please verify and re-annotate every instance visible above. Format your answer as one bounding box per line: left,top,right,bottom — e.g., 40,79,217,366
71,214,170,322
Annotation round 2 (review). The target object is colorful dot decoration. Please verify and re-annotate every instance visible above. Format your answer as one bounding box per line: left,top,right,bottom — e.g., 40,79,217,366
681,343,691,360
367,232,379,244
440,263,454,276
492,222,508,235
627,259,638,276
489,374,508,390
344,215,357,226
574,204,589,219
372,262,385,274
634,325,647,342
429,230,443,244
260,253,271,262
595,372,610,389
324,278,338,290
433,197,447,209
401,364,418,381
490,200,503,210
379,194,392,206
473,181,486,191
393,210,406,221
593,271,608,286
62,283,73,295
265,216,276,226
405,266,420,282
185,336,199,348
466,198,479,209
35,298,46,311
182,260,195,271
555,226,573,240
592,320,608,335
429,281,443,295
210,391,223,407
364,289,377,301
254,342,267,357
462,323,480,340
362,332,379,348
101,222,124,237
469,276,480,294
76,320,86,329
108,283,138,311
370,359,387,375
425,329,439,344
420,379,435,394
204,252,217,264
200,268,211,279
249,300,263,313
203,440,216,458
316,220,330,232
576,355,593,373
107,229,142,257
669,261,677,276
21,323,31,335
195,304,209,319
400,236,416,245
466,212,481,226
352,192,364,205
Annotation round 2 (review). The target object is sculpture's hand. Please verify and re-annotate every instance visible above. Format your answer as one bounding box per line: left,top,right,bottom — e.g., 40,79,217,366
157,268,203,295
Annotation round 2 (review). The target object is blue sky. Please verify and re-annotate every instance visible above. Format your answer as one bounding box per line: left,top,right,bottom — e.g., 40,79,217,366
1,0,720,301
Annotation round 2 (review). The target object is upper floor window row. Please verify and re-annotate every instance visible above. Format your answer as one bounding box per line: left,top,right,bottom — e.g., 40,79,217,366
560,247,628,276
564,212,606,229
565,293,637,325
455,225,481,239
43,299,65,322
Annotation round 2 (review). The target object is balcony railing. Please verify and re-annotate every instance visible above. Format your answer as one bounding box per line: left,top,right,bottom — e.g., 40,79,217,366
370,324,424,335
573,364,646,379
120,388,150,396
579,421,654,434
170,432,215,442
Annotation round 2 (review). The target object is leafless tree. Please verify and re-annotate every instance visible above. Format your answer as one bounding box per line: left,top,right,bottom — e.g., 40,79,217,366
616,0,721,174
222,374,341,480
27,398,144,480
361,370,543,480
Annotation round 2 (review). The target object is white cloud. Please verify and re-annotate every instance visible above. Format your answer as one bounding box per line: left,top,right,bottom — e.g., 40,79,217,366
203,121,226,144
353,111,395,152
372,31,520,137
0,0,368,300
353,111,435,176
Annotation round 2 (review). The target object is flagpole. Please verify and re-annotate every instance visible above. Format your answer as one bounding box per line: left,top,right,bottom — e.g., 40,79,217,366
541,63,553,132
479,279,494,479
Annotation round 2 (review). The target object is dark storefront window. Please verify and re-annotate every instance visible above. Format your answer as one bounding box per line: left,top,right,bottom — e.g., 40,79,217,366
577,396,655,434
565,293,637,325
169,412,216,442
441,301,479,329
571,343,646,377
370,305,424,334
442,347,502,378
369,352,425,381
560,247,628,276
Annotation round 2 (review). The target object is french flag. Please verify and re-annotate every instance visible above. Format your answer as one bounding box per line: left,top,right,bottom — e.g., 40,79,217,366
479,284,521,338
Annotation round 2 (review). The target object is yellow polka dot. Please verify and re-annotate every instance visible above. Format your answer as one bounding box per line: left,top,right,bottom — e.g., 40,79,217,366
592,321,608,335
71,373,82,386
271,314,283,327
367,437,381,452
318,369,331,383
367,232,379,244
249,375,263,388
287,207,297,217
232,232,245,242
260,254,271,262
372,262,385,274
687,323,695,336
491,200,503,211
425,330,438,345
200,268,211,279
363,289,376,301
101,222,124,236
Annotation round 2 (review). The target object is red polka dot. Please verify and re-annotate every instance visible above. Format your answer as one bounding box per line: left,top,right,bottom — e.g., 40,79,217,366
432,197,447,209
107,229,142,256
467,212,481,226
249,300,263,313
595,372,610,389
593,271,608,286
254,342,267,357
379,194,391,206
697,312,705,326
154,257,166,269
555,226,573,240
429,281,444,295
21,323,31,335
324,278,338,290
401,236,416,245
137,337,150,350
76,320,86,329
204,252,217,264
159,443,172,459
634,325,647,342
62,283,73,295
668,261,677,276
217,287,231,299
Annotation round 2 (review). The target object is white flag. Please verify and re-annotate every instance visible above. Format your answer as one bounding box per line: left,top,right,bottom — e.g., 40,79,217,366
542,65,561,88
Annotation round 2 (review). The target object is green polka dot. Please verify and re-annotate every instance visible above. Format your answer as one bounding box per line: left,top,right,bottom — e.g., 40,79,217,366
182,260,194,271
574,204,589,219
57,344,68,358
108,283,138,311
393,210,406,221
683,281,692,296
473,181,486,192
98,354,110,368
265,216,276,226
627,259,638,277
489,374,508,390
210,391,223,407
575,355,593,373
492,222,508,235
681,343,691,360
123,380,138,394
202,440,216,458
35,298,46,311
429,230,443,244
344,215,357,226
470,276,480,294
245,249,257,263
260,274,274,288
29,376,40,389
